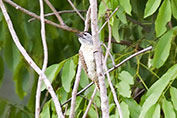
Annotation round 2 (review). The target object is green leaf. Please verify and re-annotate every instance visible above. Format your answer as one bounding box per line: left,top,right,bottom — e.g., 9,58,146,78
0,11,2,22
0,56,4,87
119,0,132,15
171,0,177,19
57,87,68,104
117,81,131,98
170,87,177,111
112,18,120,42
155,0,171,37
120,102,130,118
40,101,50,118
116,7,127,24
162,99,176,118
109,103,116,113
98,0,108,18
119,71,134,85
41,60,66,91
61,59,76,92
123,98,141,118
79,69,89,88
145,103,160,118
139,64,177,118
152,27,177,68
144,0,162,18
88,107,98,118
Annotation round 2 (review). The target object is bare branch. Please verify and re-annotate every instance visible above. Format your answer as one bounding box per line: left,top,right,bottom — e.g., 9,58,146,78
28,10,86,22
89,0,109,117
0,1,64,118
98,7,119,33
82,87,97,118
69,61,82,118
44,0,65,25
3,0,80,33
35,0,48,117
67,0,85,21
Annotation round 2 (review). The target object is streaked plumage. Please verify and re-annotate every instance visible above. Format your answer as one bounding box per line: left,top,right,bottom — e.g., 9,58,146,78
77,32,100,90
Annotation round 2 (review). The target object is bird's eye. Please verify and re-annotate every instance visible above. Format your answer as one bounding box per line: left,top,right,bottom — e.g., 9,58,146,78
83,33,87,36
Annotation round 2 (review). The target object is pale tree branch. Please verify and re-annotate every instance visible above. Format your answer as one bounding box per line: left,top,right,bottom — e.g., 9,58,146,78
67,0,85,21
44,0,65,25
0,1,64,118
28,10,86,22
103,21,123,118
35,0,48,117
82,87,97,118
69,61,82,118
3,0,80,33
89,0,109,117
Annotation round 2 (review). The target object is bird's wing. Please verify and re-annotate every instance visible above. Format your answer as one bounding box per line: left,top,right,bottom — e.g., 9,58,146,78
79,50,88,74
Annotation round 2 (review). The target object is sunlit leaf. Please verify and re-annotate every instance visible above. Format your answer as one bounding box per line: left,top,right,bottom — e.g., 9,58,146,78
79,69,89,88
109,103,116,113
57,87,68,104
117,81,131,98
41,60,66,91
119,0,132,15
170,87,177,111
144,0,162,18
155,0,171,37
88,107,98,118
145,103,160,118
120,101,130,118
112,18,120,42
40,101,50,118
171,0,177,19
139,64,177,118
119,71,134,85
61,59,76,92
153,27,177,68
123,98,141,118
116,7,127,24
162,99,176,118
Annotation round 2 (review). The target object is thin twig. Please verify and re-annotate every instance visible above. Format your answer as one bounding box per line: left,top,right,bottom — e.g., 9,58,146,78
103,21,122,118
3,0,80,33
35,0,48,117
67,0,85,21
28,10,86,22
98,7,119,33
69,61,82,118
0,1,64,118
82,87,97,118
89,0,109,117
102,43,115,66
44,0,65,25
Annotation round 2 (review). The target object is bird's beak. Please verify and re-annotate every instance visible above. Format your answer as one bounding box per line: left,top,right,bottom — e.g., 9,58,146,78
76,33,82,38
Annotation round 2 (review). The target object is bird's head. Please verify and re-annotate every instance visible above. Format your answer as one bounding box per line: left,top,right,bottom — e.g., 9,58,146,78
77,32,93,45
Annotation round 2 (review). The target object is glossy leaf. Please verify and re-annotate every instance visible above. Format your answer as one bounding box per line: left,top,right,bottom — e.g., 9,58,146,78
41,60,66,91
123,98,141,118
112,18,120,42
153,27,177,68
119,71,134,85
117,81,131,98
170,87,177,111
145,103,160,118
0,56,4,86
139,64,177,118
40,101,50,118
119,0,132,15
120,102,130,118
144,0,162,18
171,0,177,19
162,99,176,118
61,59,76,92
155,0,171,37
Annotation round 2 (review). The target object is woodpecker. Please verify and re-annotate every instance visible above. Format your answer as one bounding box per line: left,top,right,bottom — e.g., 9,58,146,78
77,32,100,90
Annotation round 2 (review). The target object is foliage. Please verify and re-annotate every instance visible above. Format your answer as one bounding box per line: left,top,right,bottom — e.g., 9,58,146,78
0,0,176,117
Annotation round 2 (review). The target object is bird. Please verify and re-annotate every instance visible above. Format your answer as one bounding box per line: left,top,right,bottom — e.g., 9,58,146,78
77,31,100,90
